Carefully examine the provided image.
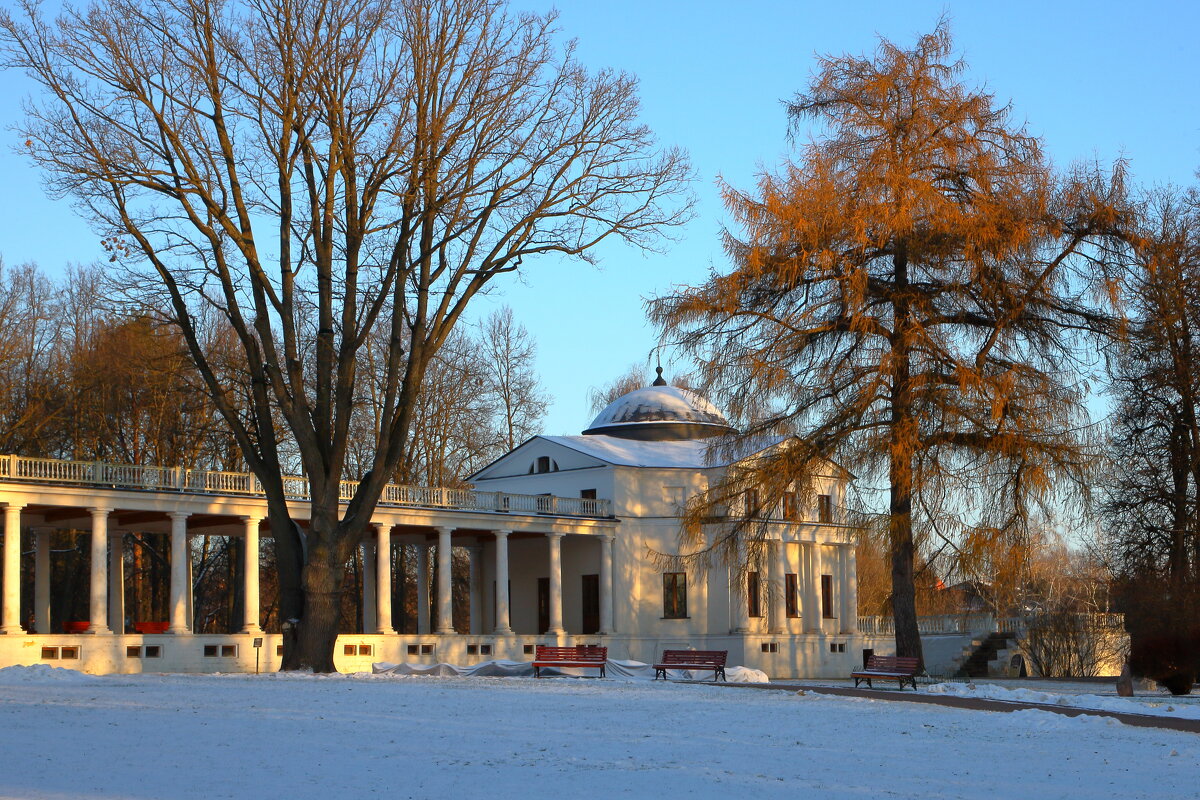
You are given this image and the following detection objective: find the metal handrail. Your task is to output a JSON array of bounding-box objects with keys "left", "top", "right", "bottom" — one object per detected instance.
[{"left": 0, "top": 454, "right": 613, "bottom": 519}]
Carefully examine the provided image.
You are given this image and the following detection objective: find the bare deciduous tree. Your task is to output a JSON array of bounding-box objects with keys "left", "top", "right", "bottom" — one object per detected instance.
[{"left": 2, "top": 0, "right": 692, "bottom": 670}]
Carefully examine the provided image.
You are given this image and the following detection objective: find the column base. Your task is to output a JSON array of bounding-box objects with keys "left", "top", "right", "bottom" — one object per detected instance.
[
  {"left": 376, "top": 627, "right": 396, "bottom": 635},
  {"left": 167, "top": 626, "right": 191, "bottom": 635},
  {"left": 241, "top": 626, "right": 264, "bottom": 635},
  {"left": 86, "top": 626, "right": 113, "bottom": 635},
  {"left": 493, "top": 628, "right": 514, "bottom": 635},
  {"left": 435, "top": 627, "right": 455, "bottom": 635},
  {"left": 0, "top": 626, "right": 26, "bottom": 635}
]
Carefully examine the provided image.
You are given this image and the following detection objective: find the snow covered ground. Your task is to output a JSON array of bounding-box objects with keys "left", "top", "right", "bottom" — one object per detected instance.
[{"left": 0, "top": 665, "right": 1197, "bottom": 799}]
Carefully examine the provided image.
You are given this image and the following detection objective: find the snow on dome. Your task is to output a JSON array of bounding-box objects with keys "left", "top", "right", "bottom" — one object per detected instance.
[{"left": 583, "top": 383, "right": 734, "bottom": 441}]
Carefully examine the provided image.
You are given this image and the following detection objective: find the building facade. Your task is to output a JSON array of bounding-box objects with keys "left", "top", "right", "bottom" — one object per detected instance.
[{"left": 0, "top": 377, "right": 861, "bottom": 678}]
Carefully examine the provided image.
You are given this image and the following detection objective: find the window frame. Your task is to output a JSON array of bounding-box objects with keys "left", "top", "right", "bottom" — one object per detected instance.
[
  {"left": 785, "top": 573, "right": 799, "bottom": 617},
  {"left": 821, "top": 573, "right": 835, "bottom": 618},
  {"left": 662, "top": 572, "right": 688, "bottom": 619}
]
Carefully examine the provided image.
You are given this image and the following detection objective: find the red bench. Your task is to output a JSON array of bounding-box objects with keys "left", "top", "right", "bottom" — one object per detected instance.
[
  {"left": 63, "top": 621, "right": 90, "bottom": 633},
  {"left": 653, "top": 649, "right": 728, "bottom": 682},
  {"left": 532, "top": 645, "right": 607, "bottom": 678},
  {"left": 851, "top": 655, "right": 920, "bottom": 690},
  {"left": 133, "top": 622, "right": 169, "bottom": 634}
]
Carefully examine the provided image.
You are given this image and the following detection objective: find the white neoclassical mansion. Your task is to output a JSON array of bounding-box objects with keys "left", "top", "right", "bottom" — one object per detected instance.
[{"left": 0, "top": 376, "right": 861, "bottom": 678}]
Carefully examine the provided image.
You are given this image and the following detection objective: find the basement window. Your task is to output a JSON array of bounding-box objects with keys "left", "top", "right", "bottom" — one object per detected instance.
[
  {"left": 420, "top": 644, "right": 433, "bottom": 655},
  {"left": 467, "top": 644, "right": 477, "bottom": 655},
  {"left": 144, "top": 646, "right": 162, "bottom": 658},
  {"left": 760, "top": 642, "right": 779, "bottom": 653},
  {"left": 126, "top": 646, "right": 142, "bottom": 658},
  {"left": 830, "top": 642, "right": 846, "bottom": 654},
  {"left": 40, "top": 647, "right": 58, "bottom": 660},
  {"left": 523, "top": 644, "right": 535, "bottom": 655},
  {"left": 59, "top": 646, "right": 79, "bottom": 660},
  {"left": 479, "top": 644, "right": 492, "bottom": 656},
  {"left": 221, "top": 645, "right": 238, "bottom": 658},
  {"left": 407, "top": 644, "right": 419, "bottom": 655}
]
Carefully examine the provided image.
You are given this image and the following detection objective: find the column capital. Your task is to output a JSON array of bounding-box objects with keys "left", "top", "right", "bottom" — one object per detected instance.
[
  {"left": 545, "top": 531, "right": 565, "bottom": 540},
  {"left": 371, "top": 520, "right": 392, "bottom": 531},
  {"left": 241, "top": 515, "right": 262, "bottom": 524},
  {"left": 434, "top": 525, "right": 454, "bottom": 534},
  {"left": 493, "top": 529, "right": 511, "bottom": 538},
  {"left": 2, "top": 502, "right": 25, "bottom": 513},
  {"left": 89, "top": 507, "right": 112, "bottom": 516},
  {"left": 168, "top": 511, "right": 190, "bottom": 522}
]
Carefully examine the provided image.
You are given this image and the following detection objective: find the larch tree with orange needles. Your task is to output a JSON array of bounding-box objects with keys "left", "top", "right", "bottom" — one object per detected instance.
[{"left": 651, "top": 25, "right": 1129, "bottom": 665}]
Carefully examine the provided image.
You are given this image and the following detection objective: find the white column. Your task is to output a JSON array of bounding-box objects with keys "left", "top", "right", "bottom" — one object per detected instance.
[
  {"left": 88, "top": 508, "right": 112, "bottom": 634},
  {"left": 599, "top": 535, "right": 614, "bottom": 635},
  {"left": 468, "top": 545, "right": 483, "bottom": 635},
  {"left": 416, "top": 544, "right": 430, "bottom": 634},
  {"left": 546, "top": 533, "right": 564, "bottom": 636},
  {"left": 35, "top": 528, "right": 51, "bottom": 634},
  {"left": 1, "top": 504, "right": 24, "bottom": 634},
  {"left": 375, "top": 523, "right": 394, "bottom": 634},
  {"left": 242, "top": 517, "right": 262, "bottom": 634},
  {"left": 361, "top": 539, "right": 377, "bottom": 634},
  {"left": 436, "top": 527, "right": 454, "bottom": 634},
  {"left": 493, "top": 530, "right": 512, "bottom": 634},
  {"left": 840, "top": 543, "right": 858, "bottom": 634},
  {"left": 769, "top": 538, "right": 786, "bottom": 634},
  {"left": 802, "top": 541, "right": 820, "bottom": 633},
  {"left": 186, "top": 541, "right": 194, "bottom": 631},
  {"left": 108, "top": 531, "right": 125, "bottom": 634},
  {"left": 731, "top": 540, "right": 749, "bottom": 634},
  {"left": 168, "top": 512, "right": 191, "bottom": 634}
]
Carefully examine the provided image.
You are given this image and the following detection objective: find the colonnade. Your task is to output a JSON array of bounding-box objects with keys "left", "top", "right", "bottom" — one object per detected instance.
[
  {"left": 0, "top": 501, "right": 616, "bottom": 639},
  {"left": 363, "top": 523, "right": 615, "bottom": 637}
]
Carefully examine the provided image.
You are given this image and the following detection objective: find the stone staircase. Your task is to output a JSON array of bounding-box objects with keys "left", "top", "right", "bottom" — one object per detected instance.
[{"left": 952, "top": 631, "right": 1019, "bottom": 678}]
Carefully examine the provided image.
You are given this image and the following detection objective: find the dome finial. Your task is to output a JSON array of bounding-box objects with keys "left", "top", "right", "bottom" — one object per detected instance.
[{"left": 652, "top": 365, "right": 667, "bottom": 386}]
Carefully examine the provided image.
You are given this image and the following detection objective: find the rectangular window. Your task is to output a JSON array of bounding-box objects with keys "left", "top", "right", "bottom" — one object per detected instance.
[
  {"left": 743, "top": 489, "right": 759, "bottom": 519},
  {"left": 580, "top": 488, "right": 597, "bottom": 500},
  {"left": 783, "top": 491, "right": 799, "bottom": 520},
  {"left": 467, "top": 644, "right": 478, "bottom": 655},
  {"left": 344, "top": 644, "right": 357, "bottom": 656},
  {"left": 662, "top": 572, "right": 688, "bottom": 619},
  {"left": 747, "top": 571, "right": 762, "bottom": 617},
  {"left": 407, "top": 644, "right": 419, "bottom": 655},
  {"left": 144, "top": 646, "right": 162, "bottom": 659},
  {"left": 480, "top": 644, "right": 492, "bottom": 656},
  {"left": 760, "top": 642, "right": 779, "bottom": 653},
  {"left": 536, "top": 455, "right": 551, "bottom": 473},
  {"left": 41, "top": 647, "right": 58, "bottom": 660},
  {"left": 203, "top": 645, "right": 218, "bottom": 657},
  {"left": 664, "top": 486, "right": 686, "bottom": 511},
  {"left": 786, "top": 573, "right": 799, "bottom": 617},
  {"left": 523, "top": 644, "right": 535, "bottom": 655},
  {"left": 276, "top": 645, "right": 284, "bottom": 657},
  {"left": 817, "top": 494, "right": 832, "bottom": 523},
  {"left": 59, "top": 647, "right": 79, "bottom": 660},
  {"left": 221, "top": 644, "right": 238, "bottom": 658},
  {"left": 126, "top": 646, "right": 142, "bottom": 658},
  {"left": 420, "top": 644, "right": 433, "bottom": 655},
  {"left": 821, "top": 574, "right": 834, "bottom": 618}
]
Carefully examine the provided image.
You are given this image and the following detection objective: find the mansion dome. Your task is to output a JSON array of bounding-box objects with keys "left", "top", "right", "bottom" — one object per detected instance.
[{"left": 582, "top": 369, "right": 734, "bottom": 441}]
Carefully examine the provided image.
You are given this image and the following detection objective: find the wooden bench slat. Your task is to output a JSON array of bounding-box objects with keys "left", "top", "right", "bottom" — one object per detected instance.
[
  {"left": 652, "top": 649, "right": 728, "bottom": 682},
  {"left": 531, "top": 645, "right": 607, "bottom": 678},
  {"left": 850, "top": 655, "right": 920, "bottom": 690}
]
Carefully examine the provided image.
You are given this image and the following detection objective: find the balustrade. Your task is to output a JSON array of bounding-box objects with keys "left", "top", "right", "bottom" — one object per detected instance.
[{"left": 0, "top": 454, "right": 611, "bottom": 518}]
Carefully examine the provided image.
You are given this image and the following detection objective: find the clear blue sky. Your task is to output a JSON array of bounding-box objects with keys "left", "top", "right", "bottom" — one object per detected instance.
[{"left": 1, "top": 1, "right": 1197, "bottom": 436}]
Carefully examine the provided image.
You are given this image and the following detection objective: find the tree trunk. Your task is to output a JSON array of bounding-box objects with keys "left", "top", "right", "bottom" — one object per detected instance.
[
  {"left": 294, "top": 555, "right": 344, "bottom": 673},
  {"left": 889, "top": 245, "right": 924, "bottom": 668}
]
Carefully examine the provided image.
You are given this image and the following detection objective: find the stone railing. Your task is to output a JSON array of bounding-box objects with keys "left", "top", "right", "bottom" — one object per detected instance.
[
  {"left": 858, "top": 612, "right": 1125, "bottom": 637},
  {"left": 0, "top": 454, "right": 612, "bottom": 518}
]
